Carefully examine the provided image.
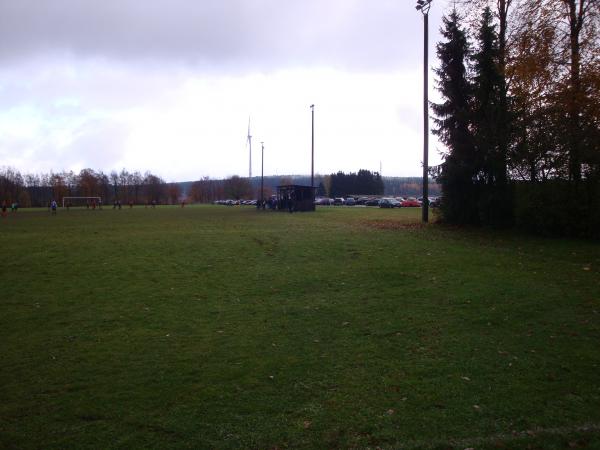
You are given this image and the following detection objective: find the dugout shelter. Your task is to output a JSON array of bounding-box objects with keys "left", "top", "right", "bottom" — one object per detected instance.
[{"left": 276, "top": 185, "right": 316, "bottom": 212}]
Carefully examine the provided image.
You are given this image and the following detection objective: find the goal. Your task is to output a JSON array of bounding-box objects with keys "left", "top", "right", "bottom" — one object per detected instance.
[{"left": 62, "top": 197, "right": 102, "bottom": 208}]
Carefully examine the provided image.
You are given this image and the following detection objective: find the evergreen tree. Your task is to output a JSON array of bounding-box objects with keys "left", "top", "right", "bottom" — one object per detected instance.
[
  {"left": 471, "top": 7, "right": 512, "bottom": 226},
  {"left": 373, "top": 171, "right": 384, "bottom": 196},
  {"left": 316, "top": 181, "right": 326, "bottom": 197},
  {"left": 432, "top": 10, "right": 479, "bottom": 224},
  {"left": 328, "top": 170, "right": 383, "bottom": 197}
]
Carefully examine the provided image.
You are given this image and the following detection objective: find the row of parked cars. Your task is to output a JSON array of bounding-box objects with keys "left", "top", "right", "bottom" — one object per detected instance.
[
  {"left": 214, "top": 196, "right": 440, "bottom": 208},
  {"left": 214, "top": 199, "right": 258, "bottom": 206},
  {"left": 315, "top": 196, "right": 439, "bottom": 208}
]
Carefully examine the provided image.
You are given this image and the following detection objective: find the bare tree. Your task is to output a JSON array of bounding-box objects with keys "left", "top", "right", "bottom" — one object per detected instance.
[
  {"left": 167, "top": 184, "right": 181, "bottom": 204},
  {"left": 224, "top": 175, "right": 252, "bottom": 200}
]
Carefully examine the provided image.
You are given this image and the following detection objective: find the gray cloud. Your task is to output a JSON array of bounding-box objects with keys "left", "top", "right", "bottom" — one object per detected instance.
[
  {"left": 0, "top": 1, "right": 450, "bottom": 179},
  {"left": 0, "top": 0, "right": 436, "bottom": 71}
]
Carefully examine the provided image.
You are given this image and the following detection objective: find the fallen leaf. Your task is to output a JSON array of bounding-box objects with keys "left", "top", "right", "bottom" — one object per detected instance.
[{"left": 303, "top": 421, "right": 312, "bottom": 429}]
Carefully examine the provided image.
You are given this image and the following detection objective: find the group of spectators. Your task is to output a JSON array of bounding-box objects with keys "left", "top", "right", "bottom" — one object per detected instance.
[{"left": 255, "top": 195, "right": 297, "bottom": 212}]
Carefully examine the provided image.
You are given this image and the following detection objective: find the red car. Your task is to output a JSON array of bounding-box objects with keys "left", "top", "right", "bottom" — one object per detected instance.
[{"left": 401, "top": 197, "right": 422, "bottom": 207}]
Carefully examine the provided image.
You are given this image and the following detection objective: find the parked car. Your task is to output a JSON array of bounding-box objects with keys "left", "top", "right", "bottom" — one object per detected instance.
[
  {"left": 379, "top": 198, "right": 401, "bottom": 208},
  {"left": 356, "top": 196, "right": 370, "bottom": 205},
  {"left": 345, "top": 197, "right": 356, "bottom": 206},
  {"left": 365, "top": 198, "right": 380, "bottom": 206},
  {"left": 401, "top": 197, "right": 421, "bottom": 207},
  {"left": 333, "top": 197, "right": 345, "bottom": 205},
  {"left": 315, "top": 197, "right": 334, "bottom": 205}
]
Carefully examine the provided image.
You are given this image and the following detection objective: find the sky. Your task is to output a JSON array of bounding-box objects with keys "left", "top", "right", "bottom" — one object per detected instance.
[{"left": 0, "top": 0, "right": 453, "bottom": 182}]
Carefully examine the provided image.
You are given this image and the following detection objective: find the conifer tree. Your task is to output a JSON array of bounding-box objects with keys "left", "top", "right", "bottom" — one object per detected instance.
[
  {"left": 432, "top": 10, "right": 479, "bottom": 224},
  {"left": 471, "top": 7, "right": 512, "bottom": 226}
]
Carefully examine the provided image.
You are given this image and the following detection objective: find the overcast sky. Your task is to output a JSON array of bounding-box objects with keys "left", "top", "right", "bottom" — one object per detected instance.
[{"left": 0, "top": 0, "right": 452, "bottom": 182}]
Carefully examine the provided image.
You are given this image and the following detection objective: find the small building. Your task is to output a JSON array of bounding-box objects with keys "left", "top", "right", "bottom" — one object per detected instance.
[{"left": 276, "top": 185, "right": 316, "bottom": 212}]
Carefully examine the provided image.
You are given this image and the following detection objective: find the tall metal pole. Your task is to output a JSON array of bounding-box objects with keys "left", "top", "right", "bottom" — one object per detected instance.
[
  {"left": 248, "top": 117, "right": 252, "bottom": 179},
  {"left": 310, "top": 104, "right": 315, "bottom": 188},
  {"left": 261, "top": 142, "right": 264, "bottom": 205},
  {"left": 418, "top": 1, "right": 431, "bottom": 223}
]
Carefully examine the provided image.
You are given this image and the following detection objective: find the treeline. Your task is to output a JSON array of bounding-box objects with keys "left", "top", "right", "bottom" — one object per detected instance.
[
  {"left": 188, "top": 175, "right": 322, "bottom": 202},
  {"left": 2, "top": 167, "right": 446, "bottom": 206},
  {"left": 433, "top": 1, "right": 599, "bottom": 237},
  {"left": 328, "top": 170, "right": 384, "bottom": 197},
  {"left": 0, "top": 167, "right": 181, "bottom": 207},
  {"left": 384, "top": 177, "right": 440, "bottom": 197}
]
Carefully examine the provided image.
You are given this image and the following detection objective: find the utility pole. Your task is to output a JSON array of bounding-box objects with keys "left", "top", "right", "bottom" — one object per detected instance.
[
  {"left": 310, "top": 104, "right": 315, "bottom": 188},
  {"left": 416, "top": 0, "right": 432, "bottom": 223}
]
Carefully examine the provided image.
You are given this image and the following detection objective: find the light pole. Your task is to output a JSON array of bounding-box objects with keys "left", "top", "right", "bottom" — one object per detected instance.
[
  {"left": 310, "top": 104, "right": 315, "bottom": 188},
  {"left": 247, "top": 118, "right": 252, "bottom": 179},
  {"left": 416, "top": 0, "right": 432, "bottom": 223},
  {"left": 261, "top": 142, "right": 264, "bottom": 207}
]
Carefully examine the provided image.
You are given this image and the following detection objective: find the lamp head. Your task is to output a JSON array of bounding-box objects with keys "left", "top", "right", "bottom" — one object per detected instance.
[{"left": 416, "top": 0, "right": 432, "bottom": 14}]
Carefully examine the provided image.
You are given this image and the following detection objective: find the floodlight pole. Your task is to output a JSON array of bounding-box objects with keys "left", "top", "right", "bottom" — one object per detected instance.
[
  {"left": 248, "top": 117, "right": 252, "bottom": 179},
  {"left": 261, "top": 142, "right": 265, "bottom": 206},
  {"left": 310, "top": 104, "right": 315, "bottom": 188},
  {"left": 416, "top": 0, "right": 431, "bottom": 223}
]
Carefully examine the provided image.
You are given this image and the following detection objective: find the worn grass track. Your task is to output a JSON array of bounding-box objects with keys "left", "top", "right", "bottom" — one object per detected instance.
[{"left": 1, "top": 205, "right": 599, "bottom": 449}]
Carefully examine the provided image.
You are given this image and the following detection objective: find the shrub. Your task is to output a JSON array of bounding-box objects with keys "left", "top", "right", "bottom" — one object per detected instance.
[{"left": 514, "top": 180, "right": 600, "bottom": 238}]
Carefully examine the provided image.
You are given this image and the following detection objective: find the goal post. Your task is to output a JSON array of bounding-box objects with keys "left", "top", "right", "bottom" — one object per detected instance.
[{"left": 62, "top": 196, "right": 102, "bottom": 208}]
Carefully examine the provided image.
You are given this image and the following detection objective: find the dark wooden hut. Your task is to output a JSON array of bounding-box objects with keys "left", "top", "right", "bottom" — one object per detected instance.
[{"left": 276, "top": 185, "right": 316, "bottom": 212}]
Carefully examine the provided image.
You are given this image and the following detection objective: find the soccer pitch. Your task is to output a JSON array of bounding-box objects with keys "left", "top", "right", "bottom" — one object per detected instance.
[{"left": 1, "top": 205, "right": 599, "bottom": 449}]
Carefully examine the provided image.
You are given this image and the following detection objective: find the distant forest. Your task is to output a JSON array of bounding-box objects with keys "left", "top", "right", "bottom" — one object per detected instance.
[
  {"left": 171, "top": 174, "right": 438, "bottom": 202},
  {"left": 246, "top": 174, "right": 439, "bottom": 198},
  {"left": 0, "top": 166, "right": 439, "bottom": 207}
]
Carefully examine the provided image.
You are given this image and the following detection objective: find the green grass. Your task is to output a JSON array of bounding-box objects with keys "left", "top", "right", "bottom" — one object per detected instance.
[{"left": 1, "top": 205, "right": 599, "bottom": 449}]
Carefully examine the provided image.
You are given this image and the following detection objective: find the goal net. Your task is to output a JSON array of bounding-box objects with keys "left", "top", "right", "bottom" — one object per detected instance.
[{"left": 62, "top": 197, "right": 102, "bottom": 208}]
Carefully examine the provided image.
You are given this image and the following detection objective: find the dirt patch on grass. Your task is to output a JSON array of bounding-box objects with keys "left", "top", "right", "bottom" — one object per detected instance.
[{"left": 361, "top": 219, "right": 426, "bottom": 231}]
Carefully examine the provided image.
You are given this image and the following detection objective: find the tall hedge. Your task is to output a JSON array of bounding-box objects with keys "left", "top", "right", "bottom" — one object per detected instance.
[{"left": 514, "top": 180, "right": 600, "bottom": 238}]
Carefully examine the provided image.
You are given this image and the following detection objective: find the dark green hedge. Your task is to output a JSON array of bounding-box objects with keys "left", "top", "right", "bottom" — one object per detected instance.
[{"left": 514, "top": 180, "right": 600, "bottom": 238}]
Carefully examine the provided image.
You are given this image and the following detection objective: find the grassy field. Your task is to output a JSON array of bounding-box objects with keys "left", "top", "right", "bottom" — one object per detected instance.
[{"left": 1, "top": 205, "right": 599, "bottom": 449}]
